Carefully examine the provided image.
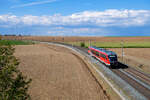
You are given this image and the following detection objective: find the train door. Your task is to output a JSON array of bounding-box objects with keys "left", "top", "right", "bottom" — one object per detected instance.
[
  {"left": 95, "top": 51, "right": 99, "bottom": 58},
  {"left": 105, "top": 56, "right": 110, "bottom": 65},
  {"left": 101, "top": 54, "right": 106, "bottom": 62},
  {"left": 99, "top": 52, "right": 102, "bottom": 60}
]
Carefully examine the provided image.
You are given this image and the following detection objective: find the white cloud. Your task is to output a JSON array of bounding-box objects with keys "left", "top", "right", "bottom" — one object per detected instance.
[
  {"left": 68, "top": 9, "right": 150, "bottom": 26},
  {"left": 47, "top": 27, "right": 101, "bottom": 34},
  {"left": 0, "top": 15, "right": 20, "bottom": 25},
  {"left": 1, "top": 9, "right": 150, "bottom": 27},
  {"left": 46, "top": 27, "right": 108, "bottom": 36},
  {"left": 11, "top": 0, "right": 58, "bottom": 8}
]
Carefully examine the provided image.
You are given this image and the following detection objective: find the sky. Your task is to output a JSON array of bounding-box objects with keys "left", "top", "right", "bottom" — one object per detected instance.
[{"left": 0, "top": 0, "right": 150, "bottom": 36}]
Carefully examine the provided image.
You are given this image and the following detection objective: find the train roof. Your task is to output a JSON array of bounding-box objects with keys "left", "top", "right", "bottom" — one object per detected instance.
[{"left": 89, "top": 46, "right": 117, "bottom": 56}]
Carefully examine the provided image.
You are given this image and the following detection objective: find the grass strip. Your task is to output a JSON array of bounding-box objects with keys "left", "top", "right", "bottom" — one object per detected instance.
[{"left": 0, "top": 40, "right": 34, "bottom": 45}]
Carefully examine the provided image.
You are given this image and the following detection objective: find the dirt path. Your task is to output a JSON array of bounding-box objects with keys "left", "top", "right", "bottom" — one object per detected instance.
[{"left": 14, "top": 44, "right": 109, "bottom": 100}]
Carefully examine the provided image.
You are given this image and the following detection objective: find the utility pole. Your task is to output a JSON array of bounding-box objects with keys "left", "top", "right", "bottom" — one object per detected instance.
[
  {"left": 89, "top": 40, "right": 91, "bottom": 47},
  {"left": 62, "top": 37, "right": 64, "bottom": 43},
  {"left": 121, "top": 40, "right": 124, "bottom": 62}
]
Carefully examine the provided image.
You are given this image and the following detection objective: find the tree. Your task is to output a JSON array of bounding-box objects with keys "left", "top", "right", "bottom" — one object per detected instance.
[
  {"left": 0, "top": 33, "right": 1, "bottom": 40},
  {"left": 0, "top": 44, "right": 32, "bottom": 100},
  {"left": 80, "top": 42, "right": 85, "bottom": 47}
]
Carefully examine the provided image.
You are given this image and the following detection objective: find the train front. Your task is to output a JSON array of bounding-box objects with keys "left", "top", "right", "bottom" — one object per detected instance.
[{"left": 108, "top": 54, "right": 118, "bottom": 66}]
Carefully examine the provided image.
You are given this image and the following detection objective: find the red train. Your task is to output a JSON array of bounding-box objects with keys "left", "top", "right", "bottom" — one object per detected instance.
[{"left": 88, "top": 46, "right": 118, "bottom": 67}]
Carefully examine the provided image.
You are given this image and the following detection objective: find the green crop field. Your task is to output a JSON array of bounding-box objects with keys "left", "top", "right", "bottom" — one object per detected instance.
[
  {"left": 67, "top": 41, "right": 150, "bottom": 48},
  {"left": 0, "top": 40, "right": 34, "bottom": 45}
]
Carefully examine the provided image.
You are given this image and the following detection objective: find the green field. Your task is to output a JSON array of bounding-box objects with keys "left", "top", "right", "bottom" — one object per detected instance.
[
  {"left": 0, "top": 40, "right": 34, "bottom": 45},
  {"left": 67, "top": 41, "right": 150, "bottom": 48}
]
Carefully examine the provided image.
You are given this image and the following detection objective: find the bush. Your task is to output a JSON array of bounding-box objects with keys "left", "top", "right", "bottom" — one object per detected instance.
[
  {"left": 0, "top": 45, "right": 32, "bottom": 100},
  {"left": 80, "top": 42, "right": 85, "bottom": 47}
]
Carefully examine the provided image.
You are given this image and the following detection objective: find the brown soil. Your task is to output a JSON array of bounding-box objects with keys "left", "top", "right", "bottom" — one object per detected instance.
[
  {"left": 14, "top": 44, "right": 109, "bottom": 100},
  {"left": 3, "top": 36, "right": 150, "bottom": 42}
]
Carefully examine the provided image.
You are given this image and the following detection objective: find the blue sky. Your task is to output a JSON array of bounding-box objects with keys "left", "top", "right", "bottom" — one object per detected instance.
[{"left": 0, "top": 0, "right": 150, "bottom": 36}]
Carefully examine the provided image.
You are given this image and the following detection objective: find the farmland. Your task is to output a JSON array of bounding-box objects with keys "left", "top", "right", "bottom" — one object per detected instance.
[
  {"left": 67, "top": 41, "right": 150, "bottom": 48},
  {"left": 3, "top": 36, "right": 150, "bottom": 73},
  {"left": 14, "top": 44, "right": 109, "bottom": 100},
  {"left": 3, "top": 36, "right": 150, "bottom": 48},
  {"left": 2, "top": 36, "right": 150, "bottom": 99}
]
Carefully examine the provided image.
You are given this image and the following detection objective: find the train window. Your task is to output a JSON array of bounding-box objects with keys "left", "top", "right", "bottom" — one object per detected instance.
[
  {"left": 104, "top": 55, "right": 106, "bottom": 59},
  {"left": 91, "top": 50, "right": 94, "bottom": 54},
  {"left": 99, "top": 53, "right": 103, "bottom": 58},
  {"left": 101, "top": 54, "right": 106, "bottom": 59},
  {"left": 109, "top": 55, "right": 117, "bottom": 61},
  {"left": 90, "top": 49, "right": 99, "bottom": 57},
  {"left": 109, "top": 56, "right": 115, "bottom": 57},
  {"left": 91, "top": 50, "right": 95, "bottom": 54},
  {"left": 99, "top": 53, "right": 101, "bottom": 57},
  {"left": 101, "top": 54, "right": 103, "bottom": 57},
  {"left": 95, "top": 51, "right": 99, "bottom": 57}
]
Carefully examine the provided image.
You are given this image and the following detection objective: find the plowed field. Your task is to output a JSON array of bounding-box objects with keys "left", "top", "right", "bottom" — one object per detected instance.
[{"left": 14, "top": 44, "right": 109, "bottom": 100}]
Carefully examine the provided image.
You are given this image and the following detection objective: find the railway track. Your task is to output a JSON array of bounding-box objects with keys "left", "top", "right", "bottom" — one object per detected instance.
[
  {"left": 123, "top": 68, "right": 150, "bottom": 87},
  {"left": 113, "top": 69, "right": 150, "bottom": 99},
  {"left": 56, "top": 43, "right": 150, "bottom": 99},
  {"left": 44, "top": 42, "right": 150, "bottom": 99}
]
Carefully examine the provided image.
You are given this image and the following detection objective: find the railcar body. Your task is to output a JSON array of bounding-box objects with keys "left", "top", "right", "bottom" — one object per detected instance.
[{"left": 88, "top": 46, "right": 118, "bottom": 67}]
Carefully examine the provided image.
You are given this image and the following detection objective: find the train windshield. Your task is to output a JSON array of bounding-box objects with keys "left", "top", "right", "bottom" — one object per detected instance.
[{"left": 109, "top": 55, "right": 117, "bottom": 61}]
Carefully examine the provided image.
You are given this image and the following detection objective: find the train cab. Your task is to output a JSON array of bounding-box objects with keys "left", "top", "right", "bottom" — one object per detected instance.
[{"left": 108, "top": 54, "right": 118, "bottom": 66}]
